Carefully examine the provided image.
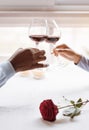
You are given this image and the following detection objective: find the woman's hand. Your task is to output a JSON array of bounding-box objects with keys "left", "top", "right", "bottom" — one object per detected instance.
[{"left": 53, "top": 44, "right": 82, "bottom": 64}]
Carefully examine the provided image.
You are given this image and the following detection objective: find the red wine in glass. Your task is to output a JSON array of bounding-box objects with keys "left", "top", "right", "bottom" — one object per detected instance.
[
  {"left": 29, "top": 35, "right": 47, "bottom": 45},
  {"left": 46, "top": 36, "right": 60, "bottom": 44},
  {"left": 29, "top": 35, "right": 46, "bottom": 42}
]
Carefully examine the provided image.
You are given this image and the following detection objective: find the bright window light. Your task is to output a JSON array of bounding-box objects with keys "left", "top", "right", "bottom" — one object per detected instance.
[{"left": 0, "top": 26, "right": 89, "bottom": 59}]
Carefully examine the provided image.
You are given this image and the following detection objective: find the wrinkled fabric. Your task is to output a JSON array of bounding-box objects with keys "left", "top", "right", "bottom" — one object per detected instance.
[
  {"left": 77, "top": 56, "right": 89, "bottom": 72},
  {"left": 0, "top": 61, "right": 15, "bottom": 87}
]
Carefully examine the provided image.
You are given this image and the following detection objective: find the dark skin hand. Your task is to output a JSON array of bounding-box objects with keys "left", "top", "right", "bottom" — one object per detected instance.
[{"left": 9, "top": 48, "right": 48, "bottom": 72}]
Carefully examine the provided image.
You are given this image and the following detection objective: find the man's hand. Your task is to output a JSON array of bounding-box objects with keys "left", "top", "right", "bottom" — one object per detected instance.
[{"left": 9, "top": 48, "right": 48, "bottom": 72}]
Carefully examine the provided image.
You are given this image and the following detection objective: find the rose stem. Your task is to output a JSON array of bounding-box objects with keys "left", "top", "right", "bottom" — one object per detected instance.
[{"left": 57, "top": 100, "right": 89, "bottom": 109}]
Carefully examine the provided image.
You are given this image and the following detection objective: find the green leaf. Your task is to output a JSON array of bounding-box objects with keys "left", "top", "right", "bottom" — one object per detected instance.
[
  {"left": 70, "top": 100, "right": 75, "bottom": 106},
  {"left": 63, "top": 107, "right": 81, "bottom": 119},
  {"left": 76, "top": 98, "right": 83, "bottom": 108}
]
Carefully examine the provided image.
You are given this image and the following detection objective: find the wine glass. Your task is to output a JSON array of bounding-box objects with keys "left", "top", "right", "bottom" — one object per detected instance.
[
  {"left": 46, "top": 20, "right": 69, "bottom": 70},
  {"left": 46, "top": 19, "right": 61, "bottom": 69},
  {"left": 29, "top": 18, "right": 47, "bottom": 48},
  {"left": 28, "top": 18, "right": 47, "bottom": 79}
]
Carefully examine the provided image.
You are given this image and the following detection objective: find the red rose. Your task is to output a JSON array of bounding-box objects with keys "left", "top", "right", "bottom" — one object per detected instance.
[{"left": 39, "top": 99, "right": 59, "bottom": 122}]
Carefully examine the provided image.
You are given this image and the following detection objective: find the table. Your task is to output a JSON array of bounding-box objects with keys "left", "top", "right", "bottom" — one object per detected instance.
[{"left": 0, "top": 64, "right": 89, "bottom": 130}]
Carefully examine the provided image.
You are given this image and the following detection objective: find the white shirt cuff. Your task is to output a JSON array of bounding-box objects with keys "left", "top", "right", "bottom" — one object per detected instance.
[{"left": 0, "top": 60, "right": 16, "bottom": 80}]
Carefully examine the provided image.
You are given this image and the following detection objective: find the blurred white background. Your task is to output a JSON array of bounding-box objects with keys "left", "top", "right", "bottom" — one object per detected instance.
[{"left": 0, "top": 27, "right": 89, "bottom": 58}]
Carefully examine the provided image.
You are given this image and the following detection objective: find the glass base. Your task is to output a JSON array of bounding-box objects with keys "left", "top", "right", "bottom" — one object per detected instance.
[{"left": 31, "top": 68, "right": 45, "bottom": 79}]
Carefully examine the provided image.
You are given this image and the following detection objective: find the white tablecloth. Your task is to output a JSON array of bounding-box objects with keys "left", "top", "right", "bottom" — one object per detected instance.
[{"left": 0, "top": 64, "right": 89, "bottom": 130}]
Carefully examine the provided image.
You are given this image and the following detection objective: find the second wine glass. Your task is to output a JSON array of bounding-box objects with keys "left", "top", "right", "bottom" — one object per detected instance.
[
  {"left": 46, "top": 20, "right": 70, "bottom": 70},
  {"left": 46, "top": 20, "right": 61, "bottom": 69}
]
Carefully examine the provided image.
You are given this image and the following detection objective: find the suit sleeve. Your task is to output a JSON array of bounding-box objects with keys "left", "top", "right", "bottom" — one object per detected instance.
[
  {"left": 0, "top": 61, "right": 16, "bottom": 87},
  {"left": 77, "top": 56, "right": 89, "bottom": 72}
]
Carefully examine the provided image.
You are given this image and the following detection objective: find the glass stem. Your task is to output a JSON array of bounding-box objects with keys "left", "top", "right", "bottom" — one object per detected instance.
[{"left": 36, "top": 42, "right": 39, "bottom": 48}]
